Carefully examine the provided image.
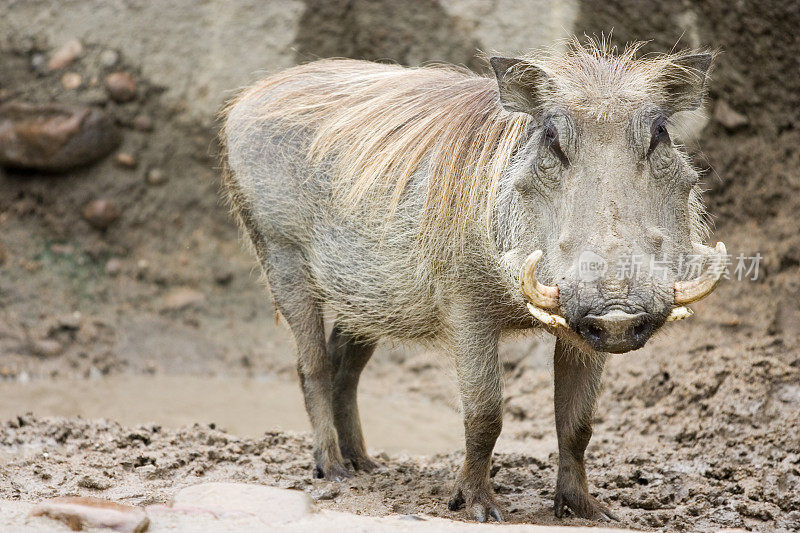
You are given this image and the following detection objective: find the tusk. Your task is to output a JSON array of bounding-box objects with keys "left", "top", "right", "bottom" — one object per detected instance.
[
  {"left": 526, "top": 304, "right": 568, "bottom": 328},
  {"left": 521, "top": 251, "right": 590, "bottom": 351},
  {"left": 665, "top": 306, "right": 693, "bottom": 322},
  {"left": 526, "top": 303, "right": 594, "bottom": 353},
  {"left": 674, "top": 241, "right": 727, "bottom": 304},
  {"left": 520, "top": 250, "right": 559, "bottom": 309}
]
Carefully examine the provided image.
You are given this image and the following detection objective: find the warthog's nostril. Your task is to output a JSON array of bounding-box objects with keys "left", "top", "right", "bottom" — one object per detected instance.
[
  {"left": 632, "top": 321, "right": 650, "bottom": 340},
  {"left": 583, "top": 323, "right": 604, "bottom": 342}
]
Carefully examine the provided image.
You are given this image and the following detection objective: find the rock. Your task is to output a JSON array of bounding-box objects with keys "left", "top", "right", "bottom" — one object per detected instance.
[
  {"left": 171, "top": 482, "right": 315, "bottom": 526},
  {"left": 145, "top": 168, "right": 166, "bottom": 185},
  {"left": 104, "top": 72, "right": 137, "bottom": 103},
  {"left": 132, "top": 115, "right": 153, "bottom": 132},
  {"left": 30, "top": 339, "right": 63, "bottom": 358},
  {"left": 30, "top": 496, "right": 148, "bottom": 533},
  {"left": 99, "top": 49, "right": 119, "bottom": 68},
  {"left": 55, "top": 312, "right": 83, "bottom": 331},
  {"left": 61, "top": 72, "right": 82, "bottom": 90},
  {"left": 114, "top": 152, "right": 137, "bottom": 169},
  {"left": 213, "top": 269, "right": 233, "bottom": 285},
  {"left": 714, "top": 100, "right": 749, "bottom": 130},
  {"left": 0, "top": 103, "right": 121, "bottom": 171},
  {"left": 311, "top": 485, "right": 340, "bottom": 501},
  {"left": 78, "top": 474, "right": 113, "bottom": 490},
  {"left": 105, "top": 258, "right": 122, "bottom": 276},
  {"left": 83, "top": 199, "right": 120, "bottom": 230},
  {"left": 161, "top": 288, "right": 205, "bottom": 311},
  {"left": 51, "top": 244, "right": 75, "bottom": 255},
  {"left": 31, "top": 53, "right": 47, "bottom": 73},
  {"left": 48, "top": 38, "right": 84, "bottom": 70}
]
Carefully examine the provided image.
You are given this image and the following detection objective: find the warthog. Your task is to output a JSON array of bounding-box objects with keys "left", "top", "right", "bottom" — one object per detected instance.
[{"left": 220, "top": 40, "right": 724, "bottom": 522}]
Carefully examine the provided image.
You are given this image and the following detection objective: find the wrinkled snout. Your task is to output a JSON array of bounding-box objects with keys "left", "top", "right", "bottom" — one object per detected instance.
[
  {"left": 572, "top": 310, "right": 658, "bottom": 353},
  {"left": 519, "top": 245, "right": 726, "bottom": 354}
]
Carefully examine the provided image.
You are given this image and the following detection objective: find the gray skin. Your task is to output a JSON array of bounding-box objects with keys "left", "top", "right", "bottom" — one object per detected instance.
[{"left": 222, "top": 54, "right": 712, "bottom": 522}]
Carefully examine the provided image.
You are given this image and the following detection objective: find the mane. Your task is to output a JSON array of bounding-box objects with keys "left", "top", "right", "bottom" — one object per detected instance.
[
  {"left": 512, "top": 38, "right": 713, "bottom": 121},
  {"left": 226, "top": 60, "right": 529, "bottom": 256},
  {"left": 224, "top": 39, "right": 709, "bottom": 259}
]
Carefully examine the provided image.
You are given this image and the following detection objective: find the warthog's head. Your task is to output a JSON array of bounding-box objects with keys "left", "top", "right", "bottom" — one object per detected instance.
[{"left": 492, "top": 44, "right": 725, "bottom": 353}]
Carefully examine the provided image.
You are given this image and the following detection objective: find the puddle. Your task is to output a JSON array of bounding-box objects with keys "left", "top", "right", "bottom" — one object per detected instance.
[{"left": 0, "top": 375, "right": 462, "bottom": 456}]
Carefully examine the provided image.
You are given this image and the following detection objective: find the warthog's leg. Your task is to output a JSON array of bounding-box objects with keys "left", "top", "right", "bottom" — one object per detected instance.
[
  {"left": 326, "top": 323, "right": 381, "bottom": 472},
  {"left": 553, "top": 339, "right": 617, "bottom": 520},
  {"left": 265, "top": 244, "right": 350, "bottom": 481},
  {"left": 448, "top": 319, "right": 504, "bottom": 522}
]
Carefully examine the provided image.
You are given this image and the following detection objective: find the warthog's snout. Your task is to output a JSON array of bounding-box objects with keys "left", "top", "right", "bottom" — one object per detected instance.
[
  {"left": 573, "top": 310, "right": 658, "bottom": 353},
  {"left": 519, "top": 243, "right": 727, "bottom": 353}
]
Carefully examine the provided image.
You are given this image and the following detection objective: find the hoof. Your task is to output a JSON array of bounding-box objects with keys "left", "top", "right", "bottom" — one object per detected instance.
[
  {"left": 345, "top": 454, "right": 383, "bottom": 474},
  {"left": 313, "top": 462, "right": 352, "bottom": 482},
  {"left": 448, "top": 483, "right": 503, "bottom": 522},
  {"left": 554, "top": 488, "right": 618, "bottom": 521}
]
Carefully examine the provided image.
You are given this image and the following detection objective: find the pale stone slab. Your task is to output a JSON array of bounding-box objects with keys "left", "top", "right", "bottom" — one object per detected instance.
[{"left": 171, "top": 482, "right": 316, "bottom": 525}]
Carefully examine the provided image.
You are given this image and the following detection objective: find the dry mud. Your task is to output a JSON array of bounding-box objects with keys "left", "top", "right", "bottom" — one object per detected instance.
[{"left": 0, "top": 1, "right": 799, "bottom": 531}]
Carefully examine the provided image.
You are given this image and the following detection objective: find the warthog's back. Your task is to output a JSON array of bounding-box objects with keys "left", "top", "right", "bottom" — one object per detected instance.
[{"left": 222, "top": 60, "right": 527, "bottom": 342}]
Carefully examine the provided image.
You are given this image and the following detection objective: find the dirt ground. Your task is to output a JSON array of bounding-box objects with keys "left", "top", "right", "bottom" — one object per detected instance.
[{"left": 0, "top": 1, "right": 799, "bottom": 531}]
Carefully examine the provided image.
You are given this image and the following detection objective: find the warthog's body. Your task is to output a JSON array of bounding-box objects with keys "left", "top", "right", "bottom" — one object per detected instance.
[{"left": 221, "top": 41, "right": 719, "bottom": 522}]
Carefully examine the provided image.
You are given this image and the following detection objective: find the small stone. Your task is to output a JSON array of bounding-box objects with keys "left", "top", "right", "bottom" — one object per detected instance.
[
  {"left": 50, "top": 244, "right": 74, "bottom": 255},
  {"left": 104, "top": 72, "right": 136, "bottom": 103},
  {"left": 213, "top": 269, "right": 233, "bottom": 285},
  {"left": 145, "top": 168, "right": 166, "bottom": 185},
  {"left": 99, "top": 49, "right": 119, "bottom": 68},
  {"left": 31, "top": 53, "right": 47, "bottom": 72},
  {"left": 31, "top": 496, "right": 148, "bottom": 533},
  {"left": 61, "top": 72, "right": 82, "bottom": 90},
  {"left": 78, "top": 474, "right": 113, "bottom": 490},
  {"left": 0, "top": 103, "right": 121, "bottom": 171},
  {"left": 88, "top": 366, "right": 103, "bottom": 380},
  {"left": 30, "top": 339, "right": 63, "bottom": 358},
  {"left": 162, "top": 288, "right": 205, "bottom": 311},
  {"left": 105, "top": 258, "right": 122, "bottom": 276},
  {"left": 55, "top": 312, "right": 83, "bottom": 331},
  {"left": 114, "top": 152, "right": 137, "bottom": 169},
  {"left": 48, "top": 38, "right": 83, "bottom": 70},
  {"left": 311, "top": 485, "right": 340, "bottom": 501},
  {"left": 713, "top": 100, "right": 749, "bottom": 130},
  {"left": 83, "top": 199, "right": 120, "bottom": 230},
  {"left": 171, "top": 482, "right": 315, "bottom": 526},
  {"left": 132, "top": 115, "right": 153, "bottom": 132},
  {"left": 23, "top": 260, "right": 41, "bottom": 273}
]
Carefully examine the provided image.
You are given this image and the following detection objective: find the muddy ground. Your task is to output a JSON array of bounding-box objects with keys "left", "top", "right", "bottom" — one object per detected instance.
[{"left": 0, "top": 1, "right": 799, "bottom": 532}]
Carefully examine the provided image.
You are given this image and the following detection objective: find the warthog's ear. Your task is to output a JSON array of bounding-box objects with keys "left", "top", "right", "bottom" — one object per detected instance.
[
  {"left": 490, "top": 56, "right": 549, "bottom": 114},
  {"left": 661, "top": 53, "right": 714, "bottom": 113}
]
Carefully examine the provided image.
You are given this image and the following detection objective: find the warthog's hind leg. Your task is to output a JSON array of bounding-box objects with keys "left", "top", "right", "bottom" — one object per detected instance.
[
  {"left": 553, "top": 339, "right": 617, "bottom": 520},
  {"left": 265, "top": 243, "right": 350, "bottom": 481},
  {"left": 327, "top": 323, "right": 381, "bottom": 472}
]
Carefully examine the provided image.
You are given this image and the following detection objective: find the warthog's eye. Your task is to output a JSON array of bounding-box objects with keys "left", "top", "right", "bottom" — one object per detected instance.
[
  {"left": 543, "top": 122, "right": 569, "bottom": 167},
  {"left": 648, "top": 116, "right": 670, "bottom": 155}
]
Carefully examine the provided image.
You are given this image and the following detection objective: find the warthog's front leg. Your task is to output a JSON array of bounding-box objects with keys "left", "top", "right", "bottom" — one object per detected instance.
[
  {"left": 448, "top": 318, "right": 504, "bottom": 522},
  {"left": 553, "top": 339, "right": 617, "bottom": 520}
]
